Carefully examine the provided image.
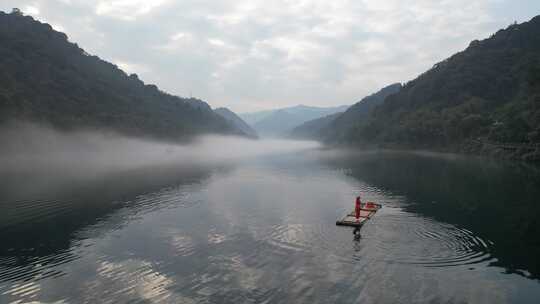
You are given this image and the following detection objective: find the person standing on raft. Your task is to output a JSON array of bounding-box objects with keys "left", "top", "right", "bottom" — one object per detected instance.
[{"left": 355, "top": 196, "right": 362, "bottom": 220}]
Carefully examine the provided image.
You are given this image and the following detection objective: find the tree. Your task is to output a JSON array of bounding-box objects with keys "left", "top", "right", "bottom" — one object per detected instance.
[{"left": 11, "top": 8, "right": 23, "bottom": 16}]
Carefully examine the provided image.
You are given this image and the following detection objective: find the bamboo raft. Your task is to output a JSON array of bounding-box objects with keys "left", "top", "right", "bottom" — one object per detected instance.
[{"left": 336, "top": 203, "right": 382, "bottom": 227}]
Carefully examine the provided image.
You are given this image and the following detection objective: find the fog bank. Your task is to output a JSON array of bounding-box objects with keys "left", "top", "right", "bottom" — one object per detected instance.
[
  {"left": 0, "top": 123, "right": 319, "bottom": 175},
  {"left": 0, "top": 122, "right": 320, "bottom": 207}
]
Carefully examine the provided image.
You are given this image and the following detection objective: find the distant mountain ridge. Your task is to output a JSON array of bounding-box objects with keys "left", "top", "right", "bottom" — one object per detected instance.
[
  {"left": 289, "top": 83, "right": 401, "bottom": 140},
  {"left": 214, "top": 107, "right": 258, "bottom": 138},
  {"left": 240, "top": 104, "right": 349, "bottom": 137},
  {"left": 288, "top": 112, "right": 343, "bottom": 139},
  {"left": 0, "top": 10, "right": 249, "bottom": 140}
]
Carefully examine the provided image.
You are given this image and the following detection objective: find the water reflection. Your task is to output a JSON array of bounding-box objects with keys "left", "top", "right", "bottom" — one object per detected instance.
[
  {"left": 1, "top": 146, "right": 540, "bottom": 303},
  {"left": 322, "top": 150, "right": 540, "bottom": 278},
  {"left": 352, "top": 228, "right": 361, "bottom": 246},
  {"left": 0, "top": 164, "right": 217, "bottom": 284}
]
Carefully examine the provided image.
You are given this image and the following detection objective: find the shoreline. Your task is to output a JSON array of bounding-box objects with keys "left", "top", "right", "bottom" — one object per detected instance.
[{"left": 324, "top": 140, "right": 540, "bottom": 162}]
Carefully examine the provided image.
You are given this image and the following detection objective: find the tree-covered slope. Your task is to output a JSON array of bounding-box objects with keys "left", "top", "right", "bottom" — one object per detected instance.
[
  {"left": 214, "top": 107, "right": 258, "bottom": 138},
  {"left": 0, "top": 11, "right": 246, "bottom": 140},
  {"left": 320, "top": 83, "right": 402, "bottom": 141},
  {"left": 290, "top": 83, "right": 401, "bottom": 140},
  {"left": 345, "top": 16, "right": 540, "bottom": 147},
  {"left": 289, "top": 112, "right": 343, "bottom": 139}
]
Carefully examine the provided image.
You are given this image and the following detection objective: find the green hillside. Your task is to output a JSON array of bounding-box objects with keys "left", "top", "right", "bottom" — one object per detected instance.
[
  {"left": 0, "top": 10, "right": 246, "bottom": 140},
  {"left": 342, "top": 16, "right": 540, "bottom": 149}
]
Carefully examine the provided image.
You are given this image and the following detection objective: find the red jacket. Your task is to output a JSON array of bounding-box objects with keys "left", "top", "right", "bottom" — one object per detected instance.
[{"left": 355, "top": 196, "right": 361, "bottom": 219}]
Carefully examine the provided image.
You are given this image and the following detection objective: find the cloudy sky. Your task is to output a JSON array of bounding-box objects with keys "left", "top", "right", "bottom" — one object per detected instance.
[{"left": 2, "top": 1, "right": 539, "bottom": 112}]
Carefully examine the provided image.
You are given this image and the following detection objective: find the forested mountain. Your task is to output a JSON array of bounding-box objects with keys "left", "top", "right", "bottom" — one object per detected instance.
[
  {"left": 321, "top": 83, "right": 402, "bottom": 141},
  {"left": 239, "top": 109, "right": 275, "bottom": 126},
  {"left": 214, "top": 107, "right": 258, "bottom": 138},
  {"left": 0, "top": 10, "right": 247, "bottom": 140},
  {"left": 241, "top": 104, "right": 349, "bottom": 137},
  {"left": 251, "top": 109, "right": 298, "bottom": 137},
  {"left": 288, "top": 112, "right": 343, "bottom": 139},
  {"left": 339, "top": 16, "right": 540, "bottom": 148},
  {"left": 289, "top": 83, "right": 401, "bottom": 140}
]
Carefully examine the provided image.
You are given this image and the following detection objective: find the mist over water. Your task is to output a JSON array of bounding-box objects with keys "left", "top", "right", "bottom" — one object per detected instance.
[
  {"left": 0, "top": 123, "right": 319, "bottom": 175},
  {"left": 0, "top": 123, "right": 319, "bottom": 202},
  {"left": 1, "top": 123, "right": 540, "bottom": 303}
]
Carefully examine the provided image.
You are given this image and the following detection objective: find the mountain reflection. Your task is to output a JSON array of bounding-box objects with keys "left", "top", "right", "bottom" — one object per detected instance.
[
  {"left": 2, "top": 145, "right": 540, "bottom": 303},
  {"left": 323, "top": 150, "right": 540, "bottom": 279},
  {"left": 0, "top": 163, "right": 216, "bottom": 282}
]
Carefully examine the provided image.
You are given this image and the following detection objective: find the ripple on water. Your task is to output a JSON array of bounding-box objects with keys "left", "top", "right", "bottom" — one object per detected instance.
[
  {"left": 365, "top": 208, "right": 495, "bottom": 268},
  {"left": 0, "top": 183, "right": 205, "bottom": 303},
  {"left": 259, "top": 202, "right": 495, "bottom": 271}
]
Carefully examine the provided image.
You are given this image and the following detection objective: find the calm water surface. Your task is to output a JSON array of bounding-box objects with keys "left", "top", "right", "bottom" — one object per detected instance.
[{"left": 1, "top": 140, "right": 540, "bottom": 303}]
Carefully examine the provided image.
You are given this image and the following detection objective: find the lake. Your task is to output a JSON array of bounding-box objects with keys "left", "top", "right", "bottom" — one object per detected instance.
[{"left": 1, "top": 136, "right": 540, "bottom": 303}]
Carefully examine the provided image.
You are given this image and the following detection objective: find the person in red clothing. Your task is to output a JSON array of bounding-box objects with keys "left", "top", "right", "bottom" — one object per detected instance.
[{"left": 355, "top": 196, "right": 362, "bottom": 219}]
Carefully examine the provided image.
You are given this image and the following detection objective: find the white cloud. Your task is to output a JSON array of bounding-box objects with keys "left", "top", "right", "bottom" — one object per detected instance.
[
  {"left": 1, "top": 0, "right": 538, "bottom": 112},
  {"left": 51, "top": 23, "right": 65, "bottom": 32},
  {"left": 170, "top": 32, "right": 187, "bottom": 41},
  {"left": 23, "top": 5, "right": 40, "bottom": 16},
  {"left": 95, "top": 0, "right": 170, "bottom": 20},
  {"left": 208, "top": 38, "right": 226, "bottom": 47},
  {"left": 114, "top": 60, "right": 150, "bottom": 75}
]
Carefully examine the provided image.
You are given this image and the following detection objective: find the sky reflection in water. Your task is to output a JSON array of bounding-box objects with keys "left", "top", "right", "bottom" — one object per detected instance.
[{"left": 1, "top": 135, "right": 540, "bottom": 303}]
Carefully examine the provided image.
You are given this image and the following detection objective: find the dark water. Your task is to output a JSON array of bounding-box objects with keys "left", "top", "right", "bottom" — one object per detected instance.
[{"left": 1, "top": 141, "right": 540, "bottom": 303}]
